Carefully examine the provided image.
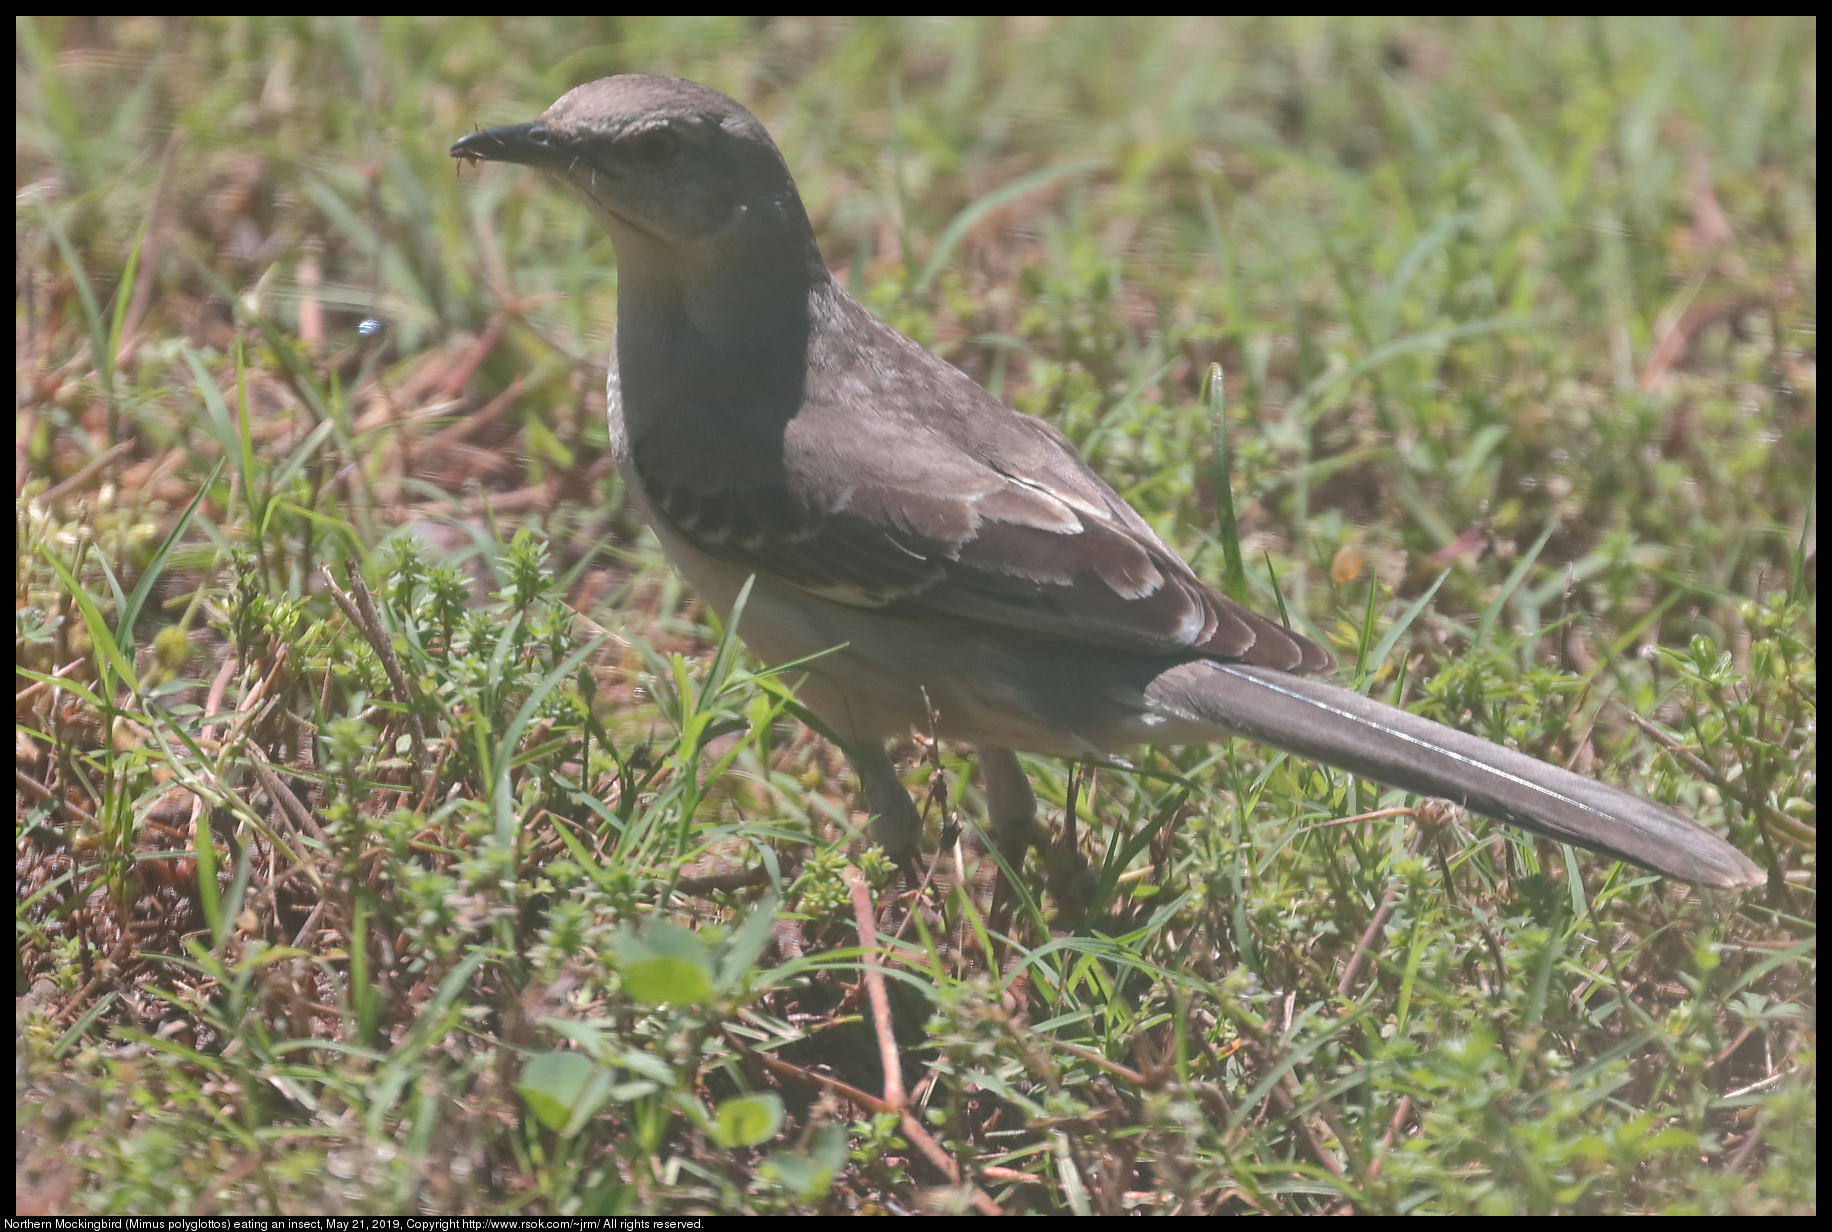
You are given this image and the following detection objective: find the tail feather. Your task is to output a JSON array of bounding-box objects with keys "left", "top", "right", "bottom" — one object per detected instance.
[{"left": 1145, "top": 660, "right": 1765, "bottom": 890}]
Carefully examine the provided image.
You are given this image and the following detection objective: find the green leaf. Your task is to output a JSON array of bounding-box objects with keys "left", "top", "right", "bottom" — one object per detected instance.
[
  {"left": 562, "top": 1070, "right": 616, "bottom": 1138},
  {"left": 712, "top": 1092, "right": 784, "bottom": 1148},
  {"left": 644, "top": 917, "right": 711, "bottom": 963},
  {"left": 516, "top": 1050, "right": 596, "bottom": 1132},
  {"left": 617, "top": 919, "right": 714, "bottom": 1006},
  {"left": 622, "top": 956, "right": 713, "bottom": 1008}
]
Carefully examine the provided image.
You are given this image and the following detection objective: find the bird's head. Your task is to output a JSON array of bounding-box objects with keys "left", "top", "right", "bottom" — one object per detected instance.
[{"left": 452, "top": 74, "right": 820, "bottom": 300}]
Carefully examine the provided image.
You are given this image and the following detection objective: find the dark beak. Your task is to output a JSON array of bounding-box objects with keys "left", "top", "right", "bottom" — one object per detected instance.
[{"left": 450, "top": 121, "right": 565, "bottom": 168}]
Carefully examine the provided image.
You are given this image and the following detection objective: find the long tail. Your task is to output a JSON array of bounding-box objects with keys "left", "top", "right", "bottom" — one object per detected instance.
[{"left": 1144, "top": 660, "right": 1765, "bottom": 889}]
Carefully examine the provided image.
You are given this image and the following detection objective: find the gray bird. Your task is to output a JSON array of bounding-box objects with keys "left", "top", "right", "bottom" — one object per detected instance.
[{"left": 451, "top": 74, "right": 1764, "bottom": 891}]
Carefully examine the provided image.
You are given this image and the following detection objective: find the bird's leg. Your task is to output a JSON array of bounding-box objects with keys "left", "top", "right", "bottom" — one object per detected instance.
[
  {"left": 847, "top": 740, "right": 923, "bottom": 872},
  {"left": 981, "top": 746, "right": 1038, "bottom": 924},
  {"left": 981, "top": 746, "right": 1038, "bottom": 866}
]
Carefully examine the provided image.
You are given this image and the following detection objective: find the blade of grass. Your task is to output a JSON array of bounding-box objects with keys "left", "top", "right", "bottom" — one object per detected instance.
[
  {"left": 35, "top": 195, "right": 113, "bottom": 403},
  {"left": 1474, "top": 519, "right": 1557, "bottom": 652},
  {"left": 1206, "top": 364, "right": 1249, "bottom": 608},
  {"left": 913, "top": 157, "right": 1105, "bottom": 296},
  {"left": 48, "top": 991, "right": 119, "bottom": 1063},
  {"left": 106, "top": 217, "right": 148, "bottom": 367},
  {"left": 119, "top": 458, "right": 223, "bottom": 646},
  {"left": 1360, "top": 568, "right": 1450, "bottom": 695},
  {"left": 42, "top": 550, "right": 136, "bottom": 699}
]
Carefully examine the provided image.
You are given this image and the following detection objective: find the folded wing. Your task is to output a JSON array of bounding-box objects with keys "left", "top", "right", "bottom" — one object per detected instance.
[{"left": 631, "top": 290, "right": 1331, "bottom": 675}]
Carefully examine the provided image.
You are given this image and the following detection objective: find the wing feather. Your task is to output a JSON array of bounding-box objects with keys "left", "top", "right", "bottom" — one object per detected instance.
[{"left": 626, "top": 282, "right": 1333, "bottom": 674}]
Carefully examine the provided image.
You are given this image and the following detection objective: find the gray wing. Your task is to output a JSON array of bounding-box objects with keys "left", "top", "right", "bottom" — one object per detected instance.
[{"left": 629, "top": 287, "right": 1332, "bottom": 674}]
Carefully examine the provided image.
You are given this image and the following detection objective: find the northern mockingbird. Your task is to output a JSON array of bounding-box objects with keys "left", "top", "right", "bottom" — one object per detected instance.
[{"left": 452, "top": 74, "right": 1764, "bottom": 891}]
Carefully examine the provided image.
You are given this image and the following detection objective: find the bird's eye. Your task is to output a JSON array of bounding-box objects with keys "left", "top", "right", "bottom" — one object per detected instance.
[{"left": 623, "top": 127, "right": 682, "bottom": 169}]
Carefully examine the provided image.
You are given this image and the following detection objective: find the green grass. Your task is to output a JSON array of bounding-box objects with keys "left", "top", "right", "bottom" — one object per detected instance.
[{"left": 16, "top": 16, "right": 1815, "bottom": 1215}]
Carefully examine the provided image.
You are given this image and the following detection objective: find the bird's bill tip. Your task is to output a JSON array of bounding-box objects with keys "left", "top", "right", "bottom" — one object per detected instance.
[{"left": 450, "top": 121, "right": 558, "bottom": 167}]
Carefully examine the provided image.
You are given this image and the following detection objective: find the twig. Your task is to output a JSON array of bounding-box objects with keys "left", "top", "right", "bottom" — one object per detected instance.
[
  {"left": 15, "top": 657, "right": 87, "bottom": 708},
  {"left": 842, "top": 865, "right": 905, "bottom": 1110},
  {"left": 1053, "top": 1038, "right": 1150, "bottom": 1087},
  {"left": 422, "top": 371, "right": 522, "bottom": 450},
  {"left": 438, "top": 317, "right": 505, "bottom": 400},
  {"left": 1726, "top": 1117, "right": 1767, "bottom": 1173},
  {"left": 1217, "top": 1003, "right": 1352, "bottom": 1183},
  {"left": 1185, "top": 1080, "right": 1235, "bottom": 1134},
  {"left": 201, "top": 655, "right": 238, "bottom": 744},
  {"left": 346, "top": 571, "right": 429, "bottom": 776},
  {"left": 412, "top": 737, "right": 452, "bottom": 816},
  {"left": 16, "top": 769, "right": 95, "bottom": 826},
  {"left": 290, "top": 899, "right": 326, "bottom": 949},
  {"left": 417, "top": 483, "right": 556, "bottom": 519},
  {"left": 38, "top": 440, "right": 133, "bottom": 505},
  {"left": 1337, "top": 826, "right": 1425, "bottom": 998},
  {"left": 1366, "top": 1095, "right": 1413, "bottom": 1181},
  {"left": 1722, "top": 1065, "right": 1802, "bottom": 1100},
  {"left": 1707, "top": 1024, "right": 1755, "bottom": 1070},
  {"left": 1262, "top": 1069, "right": 1346, "bottom": 1181},
  {"left": 1294, "top": 805, "right": 1416, "bottom": 840},
  {"left": 247, "top": 745, "right": 327, "bottom": 844},
  {"left": 898, "top": 1110, "right": 1003, "bottom": 1216},
  {"left": 1337, "top": 881, "right": 1403, "bottom": 998},
  {"left": 726, "top": 1031, "right": 1006, "bottom": 1208},
  {"left": 724, "top": 1034, "right": 895, "bottom": 1115},
  {"left": 842, "top": 865, "right": 998, "bottom": 1213}
]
